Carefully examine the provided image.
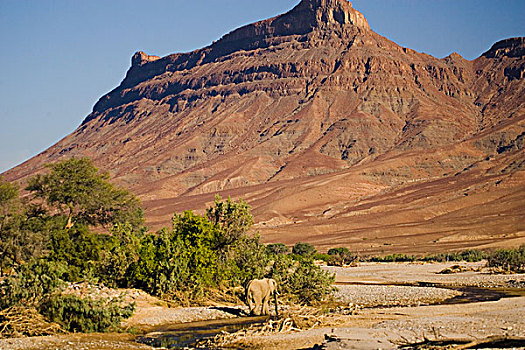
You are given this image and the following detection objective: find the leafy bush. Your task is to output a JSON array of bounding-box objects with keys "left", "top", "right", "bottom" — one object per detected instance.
[
  {"left": 287, "top": 259, "right": 335, "bottom": 304},
  {"left": 39, "top": 294, "right": 134, "bottom": 333},
  {"left": 269, "top": 254, "right": 335, "bottom": 305},
  {"left": 0, "top": 259, "right": 67, "bottom": 310},
  {"left": 292, "top": 242, "right": 317, "bottom": 257},
  {"left": 326, "top": 247, "right": 358, "bottom": 266},
  {"left": 266, "top": 243, "right": 289, "bottom": 255},
  {"left": 370, "top": 253, "right": 417, "bottom": 262},
  {"left": 459, "top": 249, "right": 486, "bottom": 262},
  {"left": 98, "top": 223, "right": 142, "bottom": 288},
  {"left": 487, "top": 246, "right": 525, "bottom": 273},
  {"left": 269, "top": 254, "right": 297, "bottom": 292},
  {"left": 422, "top": 249, "right": 486, "bottom": 263},
  {"left": 313, "top": 253, "right": 331, "bottom": 262},
  {"left": 47, "top": 225, "right": 118, "bottom": 282},
  {"left": 172, "top": 211, "right": 220, "bottom": 287},
  {"left": 127, "top": 229, "right": 191, "bottom": 298},
  {"left": 222, "top": 234, "right": 269, "bottom": 288}
]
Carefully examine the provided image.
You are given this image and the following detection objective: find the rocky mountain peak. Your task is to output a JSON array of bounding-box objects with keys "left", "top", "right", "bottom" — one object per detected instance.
[
  {"left": 4, "top": 1, "right": 524, "bottom": 253},
  {"left": 293, "top": 0, "right": 369, "bottom": 29},
  {"left": 213, "top": 0, "right": 368, "bottom": 50},
  {"left": 482, "top": 37, "right": 525, "bottom": 58}
]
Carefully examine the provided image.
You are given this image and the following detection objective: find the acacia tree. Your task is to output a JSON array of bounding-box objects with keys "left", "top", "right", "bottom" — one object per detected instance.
[
  {"left": 26, "top": 157, "right": 143, "bottom": 230},
  {"left": 206, "top": 195, "right": 253, "bottom": 248},
  {"left": 292, "top": 242, "right": 317, "bottom": 257},
  {"left": 266, "top": 243, "right": 290, "bottom": 255}
]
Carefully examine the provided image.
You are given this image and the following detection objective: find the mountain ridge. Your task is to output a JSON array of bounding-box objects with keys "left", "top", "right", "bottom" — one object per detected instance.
[{"left": 4, "top": 1, "right": 524, "bottom": 253}]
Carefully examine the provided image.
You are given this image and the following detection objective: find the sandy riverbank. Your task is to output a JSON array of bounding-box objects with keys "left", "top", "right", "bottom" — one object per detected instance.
[{"left": 1, "top": 261, "right": 523, "bottom": 350}]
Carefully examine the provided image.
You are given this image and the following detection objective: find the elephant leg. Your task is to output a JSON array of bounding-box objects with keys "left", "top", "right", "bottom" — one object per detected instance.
[
  {"left": 253, "top": 294, "right": 262, "bottom": 316},
  {"left": 247, "top": 294, "right": 256, "bottom": 315},
  {"left": 262, "top": 295, "right": 270, "bottom": 315}
]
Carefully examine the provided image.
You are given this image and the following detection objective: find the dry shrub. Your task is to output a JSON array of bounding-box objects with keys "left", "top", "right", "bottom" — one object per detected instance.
[
  {"left": 437, "top": 265, "right": 480, "bottom": 274},
  {"left": 198, "top": 306, "right": 348, "bottom": 348},
  {"left": 0, "top": 306, "right": 63, "bottom": 338},
  {"left": 201, "top": 287, "right": 244, "bottom": 306}
]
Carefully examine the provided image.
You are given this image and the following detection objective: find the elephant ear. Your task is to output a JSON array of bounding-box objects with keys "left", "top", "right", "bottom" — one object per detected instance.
[{"left": 270, "top": 278, "right": 278, "bottom": 293}]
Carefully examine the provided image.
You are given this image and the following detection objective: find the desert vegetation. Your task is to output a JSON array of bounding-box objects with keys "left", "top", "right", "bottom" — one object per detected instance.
[
  {"left": 0, "top": 158, "right": 334, "bottom": 337},
  {"left": 310, "top": 246, "right": 524, "bottom": 273},
  {"left": 0, "top": 157, "right": 522, "bottom": 344},
  {"left": 487, "top": 246, "right": 525, "bottom": 273}
]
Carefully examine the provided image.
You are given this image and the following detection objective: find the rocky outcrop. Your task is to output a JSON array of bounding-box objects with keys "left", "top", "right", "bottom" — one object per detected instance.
[
  {"left": 131, "top": 51, "right": 161, "bottom": 67},
  {"left": 482, "top": 37, "right": 525, "bottom": 58}
]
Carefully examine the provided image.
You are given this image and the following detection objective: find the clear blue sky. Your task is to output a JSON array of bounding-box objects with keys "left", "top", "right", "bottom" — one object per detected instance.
[{"left": 1, "top": 0, "right": 523, "bottom": 173}]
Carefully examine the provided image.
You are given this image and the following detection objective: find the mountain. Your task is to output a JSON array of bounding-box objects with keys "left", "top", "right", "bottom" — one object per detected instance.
[{"left": 5, "top": 0, "right": 524, "bottom": 254}]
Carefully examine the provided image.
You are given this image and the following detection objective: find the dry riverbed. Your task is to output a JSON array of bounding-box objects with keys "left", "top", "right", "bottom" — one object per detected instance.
[{"left": 1, "top": 261, "right": 524, "bottom": 350}]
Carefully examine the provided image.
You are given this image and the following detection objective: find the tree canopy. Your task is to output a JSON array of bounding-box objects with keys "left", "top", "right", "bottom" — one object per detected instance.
[
  {"left": 26, "top": 157, "right": 143, "bottom": 229},
  {"left": 0, "top": 176, "right": 19, "bottom": 220},
  {"left": 206, "top": 195, "right": 253, "bottom": 248},
  {"left": 292, "top": 242, "right": 317, "bottom": 257},
  {"left": 0, "top": 177, "right": 51, "bottom": 275}
]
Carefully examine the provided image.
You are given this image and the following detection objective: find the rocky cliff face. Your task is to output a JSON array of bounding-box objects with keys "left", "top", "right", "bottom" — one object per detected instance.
[{"left": 5, "top": 0, "right": 524, "bottom": 253}]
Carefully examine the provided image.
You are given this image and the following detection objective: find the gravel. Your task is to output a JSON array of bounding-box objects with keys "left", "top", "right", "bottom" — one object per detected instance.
[
  {"left": 126, "top": 306, "right": 241, "bottom": 329},
  {"left": 334, "top": 284, "right": 461, "bottom": 307},
  {"left": 0, "top": 334, "right": 152, "bottom": 350},
  {"left": 325, "top": 262, "right": 525, "bottom": 288}
]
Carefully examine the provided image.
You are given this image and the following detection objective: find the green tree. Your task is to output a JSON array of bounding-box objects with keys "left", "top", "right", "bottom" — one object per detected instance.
[
  {"left": 173, "top": 211, "right": 220, "bottom": 287},
  {"left": 0, "top": 176, "right": 19, "bottom": 220},
  {"left": 206, "top": 195, "right": 253, "bottom": 248},
  {"left": 99, "top": 223, "right": 142, "bottom": 288},
  {"left": 26, "top": 157, "right": 143, "bottom": 230},
  {"left": 292, "top": 242, "right": 317, "bottom": 257},
  {"left": 0, "top": 178, "right": 50, "bottom": 275},
  {"left": 266, "top": 243, "right": 290, "bottom": 255},
  {"left": 327, "top": 247, "right": 358, "bottom": 266}
]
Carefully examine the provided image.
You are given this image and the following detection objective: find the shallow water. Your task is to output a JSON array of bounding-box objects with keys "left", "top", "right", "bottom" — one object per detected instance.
[
  {"left": 137, "top": 316, "right": 268, "bottom": 349},
  {"left": 442, "top": 285, "right": 524, "bottom": 305}
]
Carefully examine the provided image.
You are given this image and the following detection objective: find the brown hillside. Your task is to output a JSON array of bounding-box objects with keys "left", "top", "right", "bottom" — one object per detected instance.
[{"left": 4, "top": 0, "right": 524, "bottom": 254}]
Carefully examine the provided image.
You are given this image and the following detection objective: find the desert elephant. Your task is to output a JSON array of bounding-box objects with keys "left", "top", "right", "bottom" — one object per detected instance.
[{"left": 245, "top": 278, "right": 279, "bottom": 316}]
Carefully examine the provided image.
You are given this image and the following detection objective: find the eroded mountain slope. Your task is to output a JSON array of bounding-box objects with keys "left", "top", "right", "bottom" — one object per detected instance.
[{"left": 5, "top": 0, "right": 524, "bottom": 252}]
